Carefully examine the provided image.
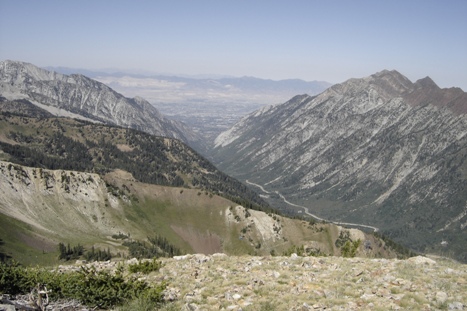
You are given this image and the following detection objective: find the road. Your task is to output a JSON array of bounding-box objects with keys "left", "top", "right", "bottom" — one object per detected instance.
[{"left": 246, "top": 179, "right": 379, "bottom": 232}]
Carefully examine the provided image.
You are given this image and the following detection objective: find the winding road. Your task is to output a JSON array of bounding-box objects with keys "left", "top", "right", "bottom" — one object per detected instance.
[{"left": 246, "top": 179, "right": 379, "bottom": 232}]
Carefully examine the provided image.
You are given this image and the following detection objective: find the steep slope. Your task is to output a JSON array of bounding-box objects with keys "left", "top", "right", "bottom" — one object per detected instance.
[
  {"left": 212, "top": 70, "right": 467, "bottom": 262},
  {"left": 0, "top": 111, "right": 408, "bottom": 264},
  {"left": 0, "top": 60, "right": 203, "bottom": 150},
  {"left": 0, "top": 161, "right": 401, "bottom": 266},
  {"left": 0, "top": 112, "right": 267, "bottom": 210}
]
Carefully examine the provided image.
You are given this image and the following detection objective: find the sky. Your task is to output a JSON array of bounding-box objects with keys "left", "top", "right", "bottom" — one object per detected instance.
[{"left": 1, "top": 0, "right": 466, "bottom": 90}]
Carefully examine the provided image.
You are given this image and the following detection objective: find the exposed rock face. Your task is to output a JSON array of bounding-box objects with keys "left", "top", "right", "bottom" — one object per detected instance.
[
  {"left": 0, "top": 60, "right": 203, "bottom": 149},
  {"left": 0, "top": 161, "right": 120, "bottom": 236},
  {"left": 212, "top": 70, "right": 467, "bottom": 262}
]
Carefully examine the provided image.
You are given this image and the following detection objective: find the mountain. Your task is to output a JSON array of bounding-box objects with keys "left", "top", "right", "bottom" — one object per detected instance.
[
  {"left": 58, "top": 68, "right": 331, "bottom": 145},
  {"left": 0, "top": 60, "right": 204, "bottom": 151},
  {"left": 0, "top": 113, "right": 405, "bottom": 265},
  {"left": 211, "top": 70, "right": 467, "bottom": 262},
  {"left": 0, "top": 111, "right": 268, "bottom": 210},
  {"left": 46, "top": 66, "right": 332, "bottom": 104}
]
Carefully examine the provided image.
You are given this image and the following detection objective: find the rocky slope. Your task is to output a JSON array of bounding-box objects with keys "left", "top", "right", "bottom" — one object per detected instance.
[
  {"left": 211, "top": 70, "right": 467, "bottom": 262},
  {"left": 33, "top": 254, "right": 467, "bottom": 310},
  {"left": 0, "top": 160, "right": 402, "bottom": 266},
  {"left": 0, "top": 60, "right": 203, "bottom": 150}
]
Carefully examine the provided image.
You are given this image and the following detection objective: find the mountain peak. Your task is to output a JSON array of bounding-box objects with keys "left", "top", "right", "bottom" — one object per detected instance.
[
  {"left": 414, "top": 76, "right": 439, "bottom": 89},
  {"left": 0, "top": 60, "right": 203, "bottom": 148}
]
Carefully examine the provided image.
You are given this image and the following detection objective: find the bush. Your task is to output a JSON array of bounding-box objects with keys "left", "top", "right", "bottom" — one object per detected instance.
[
  {"left": 128, "top": 259, "right": 162, "bottom": 274},
  {"left": 0, "top": 261, "right": 166, "bottom": 309}
]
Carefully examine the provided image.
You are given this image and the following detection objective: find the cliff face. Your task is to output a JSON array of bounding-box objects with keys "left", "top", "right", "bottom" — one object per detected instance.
[
  {"left": 212, "top": 70, "right": 467, "bottom": 262},
  {"left": 0, "top": 60, "right": 203, "bottom": 150},
  {"left": 0, "top": 161, "right": 121, "bottom": 237}
]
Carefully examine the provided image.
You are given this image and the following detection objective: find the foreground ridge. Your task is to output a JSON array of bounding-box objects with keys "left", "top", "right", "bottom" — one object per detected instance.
[{"left": 59, "top": 254, "right": 466, "bottom": 310}]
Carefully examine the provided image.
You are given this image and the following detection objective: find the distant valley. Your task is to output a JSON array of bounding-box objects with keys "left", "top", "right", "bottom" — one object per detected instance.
[
  {"left": 47, "top": 67, "right": 331, "bottom": 145},
  {"left": 212, "top": 70, "right": 467, "bottom": 262}
]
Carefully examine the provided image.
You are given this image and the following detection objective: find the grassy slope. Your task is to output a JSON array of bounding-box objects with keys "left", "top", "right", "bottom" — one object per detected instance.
[{"left": 0, "top": 165, "right": 403, "bottom": 266}]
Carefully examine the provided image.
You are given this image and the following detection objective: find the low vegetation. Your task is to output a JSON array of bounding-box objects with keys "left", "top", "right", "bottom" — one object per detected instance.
[{"left": 0, "top": 261, "right": 166, "bottom": 309}]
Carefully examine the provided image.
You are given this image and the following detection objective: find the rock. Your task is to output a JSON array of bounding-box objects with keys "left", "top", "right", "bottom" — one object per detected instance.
[
  {"left": 445, "top": 268, "right": 456, "bottom": 274},
  {"left": 435, "top": 291, "right": 448, "bottom": 303},
  {"left": 232, "top": 293, "right": 242, "bottom": 300},
  {"left": 126, "top": 257, "right": 139, "bottom": 265},
  {"left": 193, "top": 254, "right": 210, "bottom": 263},
  {"left": 407, "top": 256, "right": 437, "bottom": 265},
  {"left": 360, "top": 293, "right": 376, "bottom": 300},
  {"left": 448, "top": 302, "right": 464, "bottom": 310},
  {"left": 0, "top": 304, "right": 15, "bottom": 311},
  {"left": 183, "top": 303, "right": 199, "bottom": 311}
]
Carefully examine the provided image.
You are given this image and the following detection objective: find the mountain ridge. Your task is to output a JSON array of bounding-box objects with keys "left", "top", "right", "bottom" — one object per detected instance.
[
  {"left": 211, "top": 70, "right": 467, "bottom": 262},
  {"left": 0, "top": 60, "right": 204, "bottom": 150}
]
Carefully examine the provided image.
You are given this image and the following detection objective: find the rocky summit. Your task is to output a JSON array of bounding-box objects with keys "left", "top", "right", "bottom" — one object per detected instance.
[
  {"left": 211, "top": 70, "right": 467, "bottom": 262},
  {"left": 41, "top": 254, "right": 467, "bottom": 310}
]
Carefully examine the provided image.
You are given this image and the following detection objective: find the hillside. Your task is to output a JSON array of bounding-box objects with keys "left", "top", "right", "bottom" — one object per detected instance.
[
  {"left": 0, "top": 160, "right": 403, "bottom": 266},
  {"left": 0, "top": 111, "right": 266, "bottom": 210},
  {"left": 211, "top": 70, "right": 467, "bottom": 262},
  {"left": 0, "top": 112, "right": 409, "bottom": 265},
  {"left": 0, "top": 60, "right": 204, "bottom": 151}
]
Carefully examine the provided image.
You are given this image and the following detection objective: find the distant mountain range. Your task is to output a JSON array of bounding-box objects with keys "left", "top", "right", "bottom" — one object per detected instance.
[
  {"left": 212, "top": 70, "right": 467, "bottom": 262},
  {"left": 0, "top": 60, "right": 204, "bottom": 151},
  {"left": 44, "top": 65, "right": 332, "bottom": 105},
  {"left": 45, "top": 65, "right": 332, "bottom": 146}
]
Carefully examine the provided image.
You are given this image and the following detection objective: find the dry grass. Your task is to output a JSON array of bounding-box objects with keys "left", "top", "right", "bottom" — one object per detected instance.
[{"left": 140, "top": 254, "right": 467, "bottom": 310}]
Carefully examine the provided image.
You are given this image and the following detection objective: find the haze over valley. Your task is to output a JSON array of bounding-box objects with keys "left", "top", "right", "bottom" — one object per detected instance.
[{"left": 47, "top": 68, "right": 331, "bottom": 145}]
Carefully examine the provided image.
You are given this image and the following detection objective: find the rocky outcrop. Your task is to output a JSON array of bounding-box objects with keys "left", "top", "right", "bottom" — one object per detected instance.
[
  {"left": 212, "top": 70, "right": 467, "bottom": 262},
  {"left": 0, "top": 161, "right": 121, "bottom": 236},
  {"left": 48, "top": 254, "right": 467, "bottom": 310},
  {"left": 0, "top": 60, "right": 203, "bottom": 149}
]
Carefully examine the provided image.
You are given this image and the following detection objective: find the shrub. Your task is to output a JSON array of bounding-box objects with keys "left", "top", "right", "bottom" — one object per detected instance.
[
  {"left": 128, "top": 259, "right": 162, "bottom": 274},
  {"left": 0, "top": 261, "right": 166, "bottom": 309}
]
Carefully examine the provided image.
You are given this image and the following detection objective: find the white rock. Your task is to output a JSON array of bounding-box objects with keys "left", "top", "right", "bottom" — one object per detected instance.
[
  {"left": 407, "top": 256, "right": 437, "bottom": 265},
  {"left": 436, "top": 291, "right": 448, "bottom": 303},
  {"left": 232, "top": 293, "right": 242, "bottom": 300}
]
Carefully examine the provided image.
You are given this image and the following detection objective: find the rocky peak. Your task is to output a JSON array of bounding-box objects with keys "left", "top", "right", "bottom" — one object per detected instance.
[
  {"left": 414, "top": 76, "right": 439, "bottom": 89},
  {"left": 0, "top": 60, "right": 203, "bottom": 150},
  {"left": 1, "top": 60, "right": 60, "bottom": 83},
  {"left": 211, "top": 69, "right": 467, "bottom": 262}
]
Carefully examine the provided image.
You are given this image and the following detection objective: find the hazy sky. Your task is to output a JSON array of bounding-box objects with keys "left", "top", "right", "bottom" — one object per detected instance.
[{"left": 1, "top": 0, "right": 466, "bottom": 89}]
